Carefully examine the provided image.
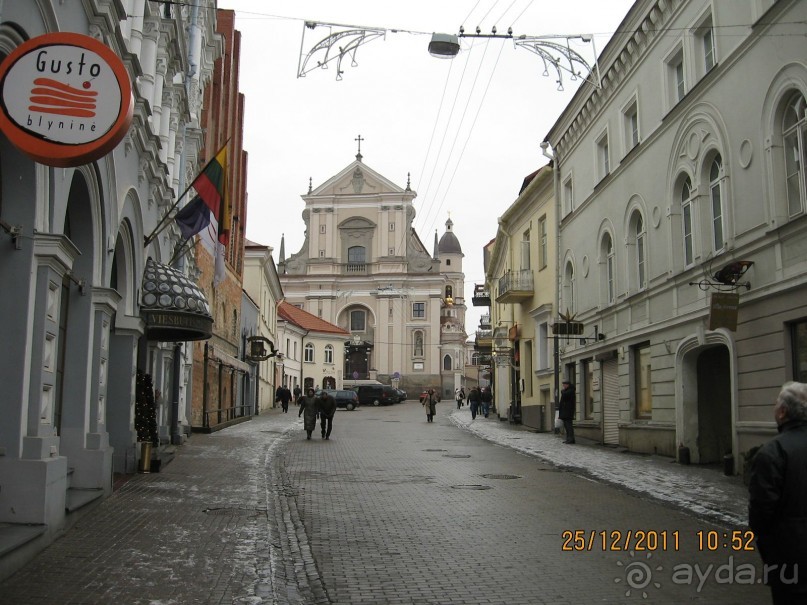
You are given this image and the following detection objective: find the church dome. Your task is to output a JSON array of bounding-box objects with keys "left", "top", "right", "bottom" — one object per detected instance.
[{"left": 438, "top": 217, "right": 463, "bottom": 255}]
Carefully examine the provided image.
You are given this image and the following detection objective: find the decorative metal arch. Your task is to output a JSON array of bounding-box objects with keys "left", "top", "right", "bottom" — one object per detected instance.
[{"left": 297, "top": 21, "right": 386, "bottom": 80}]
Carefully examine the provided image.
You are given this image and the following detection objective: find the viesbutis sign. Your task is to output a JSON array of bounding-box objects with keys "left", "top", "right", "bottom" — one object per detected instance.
[{"left": 0, "top": 32, "right": 133, "bottom": 167}]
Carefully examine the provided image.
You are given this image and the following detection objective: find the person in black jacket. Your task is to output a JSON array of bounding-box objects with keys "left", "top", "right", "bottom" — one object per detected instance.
[
  {"left": 748, "top": 381, "right": 807, "bottom": 604},
  {"left": 318, "top": 391, "right": 337, "bottom": 440},
  {"left": 558, "top": 379, "right": 576, "bottom": 444}
]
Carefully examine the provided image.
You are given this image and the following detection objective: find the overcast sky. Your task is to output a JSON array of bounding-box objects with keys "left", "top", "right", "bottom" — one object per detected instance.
[{"left": 218, "top": 0, "right": 635, "bottom": 332}]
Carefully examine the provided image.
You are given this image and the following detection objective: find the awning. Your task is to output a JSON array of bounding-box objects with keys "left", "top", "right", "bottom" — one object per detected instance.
[{"left": 140, "top": 258, "right": 213, "bottom": 341}]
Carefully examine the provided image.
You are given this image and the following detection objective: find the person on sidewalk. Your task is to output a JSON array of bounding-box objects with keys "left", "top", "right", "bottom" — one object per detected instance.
[
  {"left": 318, "top": 390, "right": 337, "bottom": 440},
  {"left": 423, "top": 388, "right": 438, "bottom": 423},
  {"left": 455, "top": 387, "right": 465, "bottom": 409},
  {"left": 468, "top": 386, "right": 481, "bottom": 420},
  {"left": 298, "top": 387, "right": 318, "bottom": 440},
  {"left": 276, "top": 384, "right": 292, "bottom": 413},
  {"left": 293, "top": 385, "right": 302, "bottom": 405},
  {"left": 480, "top": 386, "right": 492, "bottom": 418},
  {"left": 558, "top": 379, "right": 576, "bottom": 444},
  {"left": 748, "top": 381, "right": 807, "bottom": 605}
]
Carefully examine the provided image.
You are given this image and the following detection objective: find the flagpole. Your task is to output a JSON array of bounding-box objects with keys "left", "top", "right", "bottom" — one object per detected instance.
[
  {"left": 168, "top": 235, "right": 196, "bottom": 266},
  {"left": 143, "top": 139, "right": 230, "bottom": 248}
]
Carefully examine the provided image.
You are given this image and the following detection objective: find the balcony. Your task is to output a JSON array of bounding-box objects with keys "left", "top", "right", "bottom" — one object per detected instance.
[
  {"left": 479, "top": 313, "right": 491, "bottom": 328},
  {"left": 342, "top": 263, "right": 367, "bottom": 274},
  {"left": 496, "top": 269, "right": 534, "bottom": 303},
  {"left": 475, "top": 328, "right": 493, "bottom": 348},
  {"left": 472, "top": 284, "right": 490, "bottom": 307}
]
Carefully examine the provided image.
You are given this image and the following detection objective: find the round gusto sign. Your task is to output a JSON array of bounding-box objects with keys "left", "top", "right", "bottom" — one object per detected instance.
[{"left": 0, "top": 32, "right": 133, "bottom": 167}]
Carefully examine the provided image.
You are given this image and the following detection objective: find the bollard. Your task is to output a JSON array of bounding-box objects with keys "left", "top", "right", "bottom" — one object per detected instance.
[{"left": 138, "top": 442, "right": 152, "bottom": 473}]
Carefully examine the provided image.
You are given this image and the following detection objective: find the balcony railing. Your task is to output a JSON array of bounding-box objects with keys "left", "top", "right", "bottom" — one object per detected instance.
[
  {"left": 343, "top": 263, "right": 367, "bottom": 274},
  {"left": 496, "top": 269, "right": 534, "bottom": 303},
  {"left": 472, "top": 284, "right": 490, "bottom": 307},
  {"left": 479, "top": 313, "right": 491, "bottom": 328}
]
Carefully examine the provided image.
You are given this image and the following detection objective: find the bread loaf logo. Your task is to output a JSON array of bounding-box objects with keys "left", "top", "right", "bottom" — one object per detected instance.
[{"left": 0, "top": 32, "right": 133, "bottom": 167}]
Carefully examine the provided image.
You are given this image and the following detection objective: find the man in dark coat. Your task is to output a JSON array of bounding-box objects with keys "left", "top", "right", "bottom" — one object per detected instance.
[
  {"left": 318, "top": 391, "right": 337, "bottom": 440},
  {"left": 558, "top": 379, "right": 576, "bottom": 444},
  {"left": 468, "top": 387, "right": 482, "bottom": 420},
  {"left": 480, "top": 386, "right": 493, "bottom": 418},
  {"left": 749, "top": 381, "right": 807, "bottom": 604},
  {"left": 277, "top": 384, "right": 292, "bottom": 413}
]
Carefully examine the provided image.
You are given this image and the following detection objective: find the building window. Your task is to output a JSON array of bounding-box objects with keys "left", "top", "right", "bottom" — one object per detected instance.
[
  {"left": 537, "top": 322, "right": 549, "bottom": 370},
  {"left": 350, "top": 309, "right": 365, "bottom": 331},
  {"left": 635, "top": 212, "right": 647, "bottom": 290},
  {"left": 319, "top": 249, "right": 325, "bottom": 257},
  {"left": 634, "top": 343, "right": 652, "bottom": 418},
  {"left": 666, "top": 46, "right": 686, "bottom": 105},
  {"left": 413, "top": 330, "right": 424, "bottom": 357},
  {"left": 446, "top": 259, "right": 451, "bottom": 266},
  {"left": 709, "top": 155, "right": 725, "bottom": 252},
  {"left": 521, "top": 231, "right": 531, "bottom": 271},
  {"left": 389, "top": 248, "right": 395, "bottom": 255},
  {"left": 596, "top": 131, "right": 610, "bottom": 179},
  {"left": 784, "top": 92, "right": 806, "bottom": 217},
  {"left": 348, "top": 246, "right": 366, "bottom": 264},
  {"left": 602, "top": 233, "right": 615, "bottom": 305},
  {"left": 681, "top": 176, "right": 696, "bottom": 267},
  {"left": 623, "top": 99, "right": 639, "bottom": 152},
  {"left": 443, "top": 355, "right": 452, "bottom": 371},
  {"left": 389, "top": 222, "right": 395, "bottom": 231},
  {"left": 324, "top": 344, "right": 333, "bottom": 364},
  {"left": 563, "top": 176, "right": 574, "bottom": 215},
  {"left": 319, "top": 224, "right": 326, "bottom": 234},
  {"left": 695, "top": 14, "right": 716, "bottom": 74},
  {"left": 563, "top": 261, "right": 575, "bottom": 314},
  {"left": 582, "top": 359, "right": 594, "bottom": 420},
  {"left": 539, "top": 216, "right": 547, "bottom": 269},
  {"left": 792, "top": 319, "right": 807, "bottom": 382},
  {"left": 304, "top": 343, "right": 314, "bottom": 363},
  {"left": 412, "top": 302, "right": 425, "bottom": 318}
]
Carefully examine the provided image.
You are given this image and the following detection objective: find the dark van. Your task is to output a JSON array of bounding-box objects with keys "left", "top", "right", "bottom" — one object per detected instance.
[{"left": 355, "top": 384, "right": 397, "bottom": 406}]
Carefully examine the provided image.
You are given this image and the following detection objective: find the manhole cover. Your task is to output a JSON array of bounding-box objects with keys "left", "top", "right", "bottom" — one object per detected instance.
[
  {"left": 481, "top": 474, "right": 521, "bottom": 480},
  {"left": 423, "top": 449, "right": 447, "bottom": 452},
  {"left": 442, "top": 454, "right": 471, "bottom": 458},
  {"left": 451, "top": 484, "right": 492, "bottom": 490}
]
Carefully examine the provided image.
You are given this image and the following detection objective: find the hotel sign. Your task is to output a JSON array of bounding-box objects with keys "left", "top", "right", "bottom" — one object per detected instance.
[
  {"left": 708, "top": 292, "right": 740, "bottom": 331},
  {"left": 0, "top": 32, "right": 133, "bottom": 167}
]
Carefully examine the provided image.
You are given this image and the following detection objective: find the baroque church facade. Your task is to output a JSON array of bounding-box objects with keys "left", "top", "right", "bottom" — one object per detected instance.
[{"left": 278, "top": 150, "right": 467, "bottom": 398}]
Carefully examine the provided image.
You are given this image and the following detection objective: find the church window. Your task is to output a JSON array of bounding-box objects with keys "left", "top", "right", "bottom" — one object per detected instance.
[{"left": 350, "top": 309, "right": 366, "bottom": 331}]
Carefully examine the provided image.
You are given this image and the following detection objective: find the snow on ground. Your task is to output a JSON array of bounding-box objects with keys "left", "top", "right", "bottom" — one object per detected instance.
[{"left": 449, "top": 407, "right": 750, "bottom": 528}]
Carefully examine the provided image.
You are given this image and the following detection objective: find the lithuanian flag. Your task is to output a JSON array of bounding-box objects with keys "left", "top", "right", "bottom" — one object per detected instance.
[{"left": 175, "top": 142, "right": 230, "bottom": 244}]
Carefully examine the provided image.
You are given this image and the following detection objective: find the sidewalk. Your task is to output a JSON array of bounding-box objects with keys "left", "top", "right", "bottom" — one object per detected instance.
[{"left": 449, "top": 407, "right": 750, "bottom": 528}]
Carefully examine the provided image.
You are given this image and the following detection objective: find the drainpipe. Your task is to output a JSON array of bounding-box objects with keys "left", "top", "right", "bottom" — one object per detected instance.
[{"left": 541, "top": 140, "right": 561, "bottom": 431}]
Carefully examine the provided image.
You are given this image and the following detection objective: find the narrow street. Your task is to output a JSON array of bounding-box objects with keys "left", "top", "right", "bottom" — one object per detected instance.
[{"left": 0, "top": 403, "right": 769, "bottom": 604}]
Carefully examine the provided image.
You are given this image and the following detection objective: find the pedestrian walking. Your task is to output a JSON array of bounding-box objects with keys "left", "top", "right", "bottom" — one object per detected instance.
[
  {"left": 276, "top": 384, "right": 292, "bottom": 413},
  {"left": 455, "top": 387, "right": 465, "bottom": 409},
  {"left": 318, "top": 390, "right": 337, "bottom": 440},
  {"left": 293, "top": 385, "right": 302, "bottom": 404},
  {"left": 298, "top": 387, "right": 318, "bottom": 440},
  {"left": 468, "top": 386, "right": 481, "bottom": 420},
  {"left": 423, "top": 388, "right": 438, "bottom": 423},
  {"left": 480, "top": 386, "right": 492, "bottom": 418},
  {"left": 748, "top": 381, "right": 807, "bottom": 604},
  {"left": 558, "top": 379, "right": 576, "bottom": 444}
]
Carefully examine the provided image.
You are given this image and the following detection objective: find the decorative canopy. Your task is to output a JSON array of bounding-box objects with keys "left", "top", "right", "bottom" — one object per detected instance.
[{"left": 140, "top": 258, "right": 212, "bottom": 341}]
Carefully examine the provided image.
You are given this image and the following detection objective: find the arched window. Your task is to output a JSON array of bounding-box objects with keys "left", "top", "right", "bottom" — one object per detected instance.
[
  {"left": 681, "top": 176, "right": 695, "bottom": 267},
  {"left": 324, "top": 344, "right": 333, "bottom": 364},
  {"left": 348, "top": 246, "right": 366, "bottom": 264},
  {"left": 443, "top": 354, "right": 452, "bottom": 371},
  {"left": 601, "top": 233, "right": 615, "bottom": 305},
  {"left": 783, "top": 92, "right": 806, "bottom": 216},
  {"left": 709, "top": 154, "right": 725, "bottom": 252},
  {"left": 413, "top": 330, "right": 424, "bottom": 357},
  {"left": 304, "top": 343, "right": 314, "bottom": 363},
  {"left": 563, "top": 261, "right": 575, "bottom": 313},
  {"left": 635, "top": 213, "right": 646, "bottom": 290},
  {"left": 350, "top": 309, "right": 365, "bottom": 331}
]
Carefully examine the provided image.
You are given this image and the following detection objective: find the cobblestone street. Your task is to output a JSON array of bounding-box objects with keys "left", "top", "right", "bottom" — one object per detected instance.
[{"left": 0, "top": 403, "right": 770, "bottom": 604}]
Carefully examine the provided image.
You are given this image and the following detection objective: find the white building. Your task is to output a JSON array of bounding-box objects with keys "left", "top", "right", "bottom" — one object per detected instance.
[
  {"left": 0, "top": 0, "right": 220, "bottom": 577},
  {"left": 545, "top": 0, "right": 807, "bottom": 470},
  {"left": 278, "top": 152, "right": 465, "bottom": 398}
]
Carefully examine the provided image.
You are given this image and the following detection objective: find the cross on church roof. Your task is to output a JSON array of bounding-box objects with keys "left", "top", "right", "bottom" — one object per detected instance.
[{"left": 355, "top": 134, "right": 364, "bottom": 162}]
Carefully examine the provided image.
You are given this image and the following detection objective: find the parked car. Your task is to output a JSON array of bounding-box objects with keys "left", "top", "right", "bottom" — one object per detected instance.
[
  {"left": 322, "top": 389, "right": 359, "bottom": 411},
  {"left": 394, "top": 388, "right": 407, "bottom": 402},
  {"left": 354, "top": 384, "right": 397, "bottom": 406}
]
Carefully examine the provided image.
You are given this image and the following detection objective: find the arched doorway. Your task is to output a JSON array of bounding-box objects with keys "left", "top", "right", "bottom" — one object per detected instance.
[{"left": 677, "top": 333, "right": 735, "bottom": 467}]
